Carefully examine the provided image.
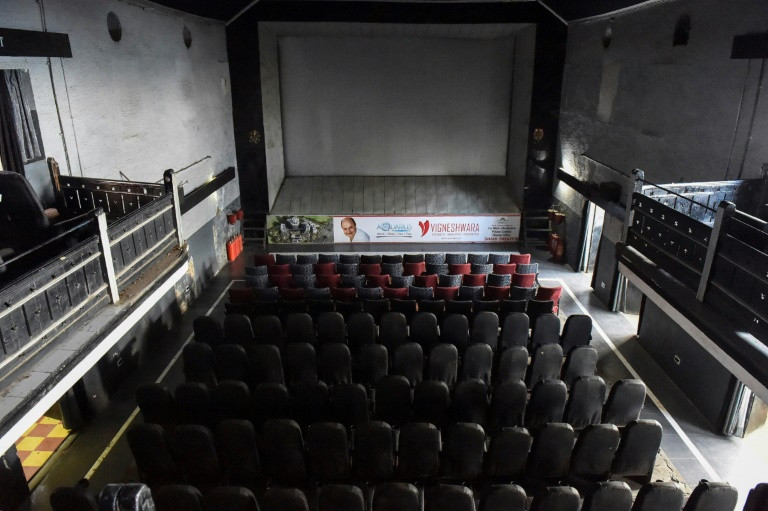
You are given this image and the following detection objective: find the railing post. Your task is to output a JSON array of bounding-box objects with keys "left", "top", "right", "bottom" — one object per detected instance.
[
  {"left": 96, "top": 208, "right": 120, "bottom": 303},
  {"left": 623, "top": 168, "right": 644, "bottom": 242},
  {"left": 164, "top": 169, "right": 185, "bottom": 247},
  {"left": 696, "top": 201, "right": 736, "bottom": 302},
  {"left": 613, "top": 169, "right": 644, "bottom": 313}
]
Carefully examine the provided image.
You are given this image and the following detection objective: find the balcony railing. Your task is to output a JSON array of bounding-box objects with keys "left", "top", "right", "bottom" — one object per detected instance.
[{"left": 0, "top": 169, "right": 184, "bottom": 367}]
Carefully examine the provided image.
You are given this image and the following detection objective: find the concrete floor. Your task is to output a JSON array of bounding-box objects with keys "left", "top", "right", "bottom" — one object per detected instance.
[{"left": 23, "top": 243, "right": 768, "bottom": 510}]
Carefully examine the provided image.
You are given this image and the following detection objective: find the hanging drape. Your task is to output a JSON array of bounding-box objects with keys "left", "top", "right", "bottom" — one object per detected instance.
[{"left": 0, "top": 69, "right": 42, "bottom": 174}]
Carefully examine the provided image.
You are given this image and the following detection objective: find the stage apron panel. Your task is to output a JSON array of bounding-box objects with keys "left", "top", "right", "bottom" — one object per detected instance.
[{"left": 266, "top": 214, "right": 520, "bottom": 244}]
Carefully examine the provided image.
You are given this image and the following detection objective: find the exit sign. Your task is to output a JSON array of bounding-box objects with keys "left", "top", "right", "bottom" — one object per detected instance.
[{"left": 0, "top": 27, "right": 71, "bottom": 58}]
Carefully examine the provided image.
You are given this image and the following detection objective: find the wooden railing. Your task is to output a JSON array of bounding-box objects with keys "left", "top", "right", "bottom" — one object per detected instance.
[{"left": 0, "top": 170, "right": 184, "bottom": 366}]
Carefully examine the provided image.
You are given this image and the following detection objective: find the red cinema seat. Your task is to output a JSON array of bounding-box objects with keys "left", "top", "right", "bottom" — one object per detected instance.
[
  {"left": 269, "top": 274, "right": 293, "bottom": 289},
  {"left": 484, "top": 286, "right": 510, "bottom": 301},
  {"left": 317, "top": 274, "right": 342, "bottom": 289},
  {"left": 332, "top": 286, "right": 358, "bottom": 302},
  {"left": 535, "top": 285, "right": 563, "bottom": 313},
  {"left": 268, "top": 264, "right": 291, "bottom": 276},
  {"left": 511, "top": 273, "right": 536, "bottom": 288},
  {"left": 314, "top": 262, "right": 336, "bottom": 275},
  {"left": 493, "top": 263, "right": 516, "bottom": 275},
  {"left": 383, "top": 287, "right": 409, "bottom": 300},
  {"left": 367, "top": 274, "right": 390, "bottom": 288},
  {"left": 463, "top": 274, "right": 487, "bottom": 287},
  {"left": 360, "top": 263, "right": 382, "bottom": 276},
  {"left": 434, "top": 286, "right": 459, "bottom": 301},
  {"left": 508, "top": 254, "right": 531, "bottom": 265},
  {"left": 254, "top": 254, "right": 276, "bottom": 266},
  {"left": 280, "top": 287, "right": 305, "bottom": 301},
  {"left": 448, "top": 263, "right": 471, "bottom": 275},
  {"left": 403, "top": 261, "right": 426, "bottom": 276},
  {"left": 415, "top": 274, "right": 438, "bottom": 288}
]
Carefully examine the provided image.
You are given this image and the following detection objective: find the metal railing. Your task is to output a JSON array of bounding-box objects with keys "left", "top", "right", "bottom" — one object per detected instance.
[
  {"left": 623, "top": 169, "right": 768, "bottom": 341},
  {"left": 58, "top": 175, "right": 165, "bottom": 221}
]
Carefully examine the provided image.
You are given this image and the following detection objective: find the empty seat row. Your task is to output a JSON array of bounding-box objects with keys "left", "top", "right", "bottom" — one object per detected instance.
[
  {"left": 253, "top": 252, "right": 533, "bottom": 267},
  {"left": 140, "top": 376, "right": 646, "bottom": 434},
  {"left": 223, "top": 296, "right": 560, "bottom": 331},
  {"left": 127, "top": 418, "right": 662, "bottom": 491},
  {"left": 252, "top": 267, "right": 538, "bottom": 290},
  {"left": 185, "top": 337, "right": 598, "bottom": 392},
  {"left": 248, "top": 265, "right": 540, "bottom": 285},
  {"left": 195, "top": 311, "right": 592, "bottom": 355},
  {"left": 234, "top": 280, "right": 557, "bottom": 309},
  {"left": 189, "top": 329, "right": 594, "bottom": 388},
  {"left": 51, "top": 479, "right": 743, "bottom": 511}
]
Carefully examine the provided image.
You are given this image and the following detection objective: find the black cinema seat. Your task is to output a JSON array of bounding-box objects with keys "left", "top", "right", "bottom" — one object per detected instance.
[
  {"left": 484, "top": 427, "right": 532, "bottom": 482},
  {"left": 602, "top": 379, "right": 647, "bottom": 426},
  {"left": 307, "top": 422, "right": 351, "bottom": 482},
  {"left": 568, "top": 423, "right": 620, "bottom": 486},
  {"left": 50, "top": 484, "right": 98, "bottom": 511},
  {"left": 441, "top": 423, "right": 485, "bottom": 482},
  {"left": 375, "top": 375, "right": 412, "bottom": 426},
  {"left": 318, "top": 485, "right": 365, "bottom": 511},
  {"left": 630, "top": 482, "right": 684, "bottom": 511},
  {"left": 611, "top": 419, "right": 663, "bottom": 483},
  {"left": 205, "top": 486, "right": 259, "bottom": 511},
  {"left": 215, "top": 419, "right": 262, "bottom": 489},
  {"left": 529, "top": 486, "right": 581, "bottom": 511},
  {"left": 581, "top": 481, "right": 633, "bottom": 511},
  {"left": 353, "top": 421, "right": 395, "bottom": 483},
  {"left": 372, "top": 483, "right": 420, "bottom": 511},
  {"left": 425, "top": 484, "right": 476, "bottom": 511},
  {"left": 683, "top": 481, "right": 738, "bottom": 511},
  {"left": 480, "top": 485, "right": 527, "bottom": 511},
  {"left": 155, "top": 485, "right": 204, "bottom": 511},
  {"left": 398, "top": 422, "right": 441, "bottom": 482},
  {"left": 127, "top": 423, "right": 180, "bottom": 487}
]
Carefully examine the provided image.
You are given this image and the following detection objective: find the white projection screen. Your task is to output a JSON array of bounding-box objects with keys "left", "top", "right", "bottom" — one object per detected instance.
[{"left": 278, "top": 34, "right": 517, "bottom": 176}]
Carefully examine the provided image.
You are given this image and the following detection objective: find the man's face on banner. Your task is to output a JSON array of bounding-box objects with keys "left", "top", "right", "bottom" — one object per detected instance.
[{"left": 341, "top": 218, "right": 357, "bottom": 241}]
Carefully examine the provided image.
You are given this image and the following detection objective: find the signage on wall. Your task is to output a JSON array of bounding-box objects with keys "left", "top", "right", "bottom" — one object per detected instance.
[
  {"left": 332, "top": 215, "right": 521, "bottom": 244},
  {"left": 0, "top": 27, "right": 72, "bottom": 58}
]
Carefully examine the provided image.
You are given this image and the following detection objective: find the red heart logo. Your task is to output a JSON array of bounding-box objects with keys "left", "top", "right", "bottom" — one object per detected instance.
[{"left": 419, "top": 220, "right": 430, "bottom": 237}]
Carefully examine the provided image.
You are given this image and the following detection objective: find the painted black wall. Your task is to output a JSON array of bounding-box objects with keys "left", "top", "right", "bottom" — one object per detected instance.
[
  {"left": 227, "top": 16, "right": 269, "bottom": 215},
  {"left": 226, "top": 1, "right": 567, "bottom": 214},
  {"left": 526, "top": 16, "right": 567, "bottom": 210},
  {"left": 638, "top": 300, "right": 736, "bottom": 429}
]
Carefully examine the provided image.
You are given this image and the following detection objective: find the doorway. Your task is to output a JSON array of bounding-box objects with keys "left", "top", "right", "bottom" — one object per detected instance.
[{"left": 578, "top": 201, "right": 604, "bottom": 273}]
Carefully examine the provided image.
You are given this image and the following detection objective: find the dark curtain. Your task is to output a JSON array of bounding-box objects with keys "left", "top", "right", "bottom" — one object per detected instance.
[{"left": 0, "top": 70, "right": 41, "bottom": 174}]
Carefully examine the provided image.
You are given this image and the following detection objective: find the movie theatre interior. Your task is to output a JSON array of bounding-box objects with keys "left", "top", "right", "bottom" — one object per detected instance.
[{"left": 1, "top": 0, "right": 768, "bottom": 509}]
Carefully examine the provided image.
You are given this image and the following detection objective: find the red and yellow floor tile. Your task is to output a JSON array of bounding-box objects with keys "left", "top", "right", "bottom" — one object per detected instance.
[{"left": 15, "top": 416, "right": 70, "bottom": 480}]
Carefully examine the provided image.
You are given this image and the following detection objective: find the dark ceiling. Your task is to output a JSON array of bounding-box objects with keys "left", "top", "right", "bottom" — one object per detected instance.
[
  {"left": 152, "top": 0, "right": 651, "bottom": 23},
  {"left": 152, "top": 0, "right": 251, "bottom": 22},
  {"left": 541, "top": 0, "right": 651, "bottom": 21}
]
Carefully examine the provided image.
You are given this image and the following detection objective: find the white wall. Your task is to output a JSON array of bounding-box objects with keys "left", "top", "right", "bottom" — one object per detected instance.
[
  {"left": 1, "top": 0, "right": 238, "bottom": 271},
  {"left": 259, "top": 22, "right": 534, "bottom": 209},
  {"left": 279, "top": 34, "right": 515, "bottom": 177},
  {"left": 258, "top": 23, "right": 287, "bottom": 210}
]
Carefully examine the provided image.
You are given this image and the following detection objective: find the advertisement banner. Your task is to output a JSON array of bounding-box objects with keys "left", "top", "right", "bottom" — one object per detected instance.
[
  {"left": 266, "top": 215, "right": 334, "bottom": 244},
  {"left": 333, "top": 215, "right": 520, "bottom": 244}
]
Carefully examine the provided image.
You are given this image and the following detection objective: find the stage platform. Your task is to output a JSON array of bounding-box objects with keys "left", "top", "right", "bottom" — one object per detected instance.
[
  {"left": 267, "top": 176, "right": 521, "bottom": 244},
  {"left": 270, "top": 176, "right": 521, "bottom": 215}
]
